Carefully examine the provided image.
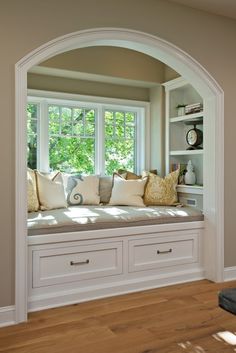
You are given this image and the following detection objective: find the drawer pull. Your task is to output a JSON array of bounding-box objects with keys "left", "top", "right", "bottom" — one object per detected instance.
[
  {"left": 70, "top": 259, "right": 90, "bottom": 266},
  {"left": 157, "top": 248, "right": 172, "bottom": 255}
]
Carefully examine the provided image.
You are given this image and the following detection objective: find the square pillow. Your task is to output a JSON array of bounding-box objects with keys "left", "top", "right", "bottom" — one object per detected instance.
[
  {"left": 27, "top": 168, "right": 39, "bottom": 212},
  {"left": 143, "top": 169, "right": 179, "bottom": 206},
  {"left": 68, "top": 175, "right": 100, "bottom": 205},
  {"left": 35, "top": 171, "right": 67, "bottom": 210},
  {"left": 109, "top": 174, "right": 147, "bottom": 207}
]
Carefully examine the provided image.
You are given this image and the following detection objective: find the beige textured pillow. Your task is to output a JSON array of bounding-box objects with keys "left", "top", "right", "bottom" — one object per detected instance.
[
  {"left": 143, "top": 169, "right": 179, "bottom": 206},
  {"left": 27, "top": 169, "right": 39, "bottom": 212},
  {"left": 36, "top": 171, "right": 67, "bottom": 210},
  {"left": 109, "top": 174, "right": 147, "bottom": 207},
  {"left": 99, "top": 176, "right": 113, "bottom": 204},
  {"left": 68, "top": 175, "right": 100, "bottom": 205}
]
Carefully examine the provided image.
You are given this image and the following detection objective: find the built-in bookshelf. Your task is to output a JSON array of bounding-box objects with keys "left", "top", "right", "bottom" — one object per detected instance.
[{"left": 163, "top": 77, "right": 204, "bottom": 201}]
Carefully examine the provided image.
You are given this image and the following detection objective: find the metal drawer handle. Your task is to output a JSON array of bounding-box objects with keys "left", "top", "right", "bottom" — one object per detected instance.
[
  {"left": 70, "top": 259, "right": 90, "bottom": 266},
  {"left": 157, "top": 249, "right": 172, "bottom": 255}
]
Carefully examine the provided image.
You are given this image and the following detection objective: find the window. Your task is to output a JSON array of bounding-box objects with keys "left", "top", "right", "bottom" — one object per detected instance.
[
  {"left": 27, "top": 103, "right": 39, "bottom": 170},
  {"left": 104, "top": 110, "right": 136, "bottom": 175},
  {"left": 48, "top": 105, "right": 96, "bottom": 173},
  {"left": 27, "top": 92, "right": 149, "bottom": 175}
]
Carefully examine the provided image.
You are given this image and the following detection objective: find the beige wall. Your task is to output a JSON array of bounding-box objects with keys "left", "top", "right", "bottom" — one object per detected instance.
[
  {"left": 1, "top": 0, "right": 236, "bottom": 306},
  {"left": 27, "top": 73, "right": 150, "bottom": 101}
]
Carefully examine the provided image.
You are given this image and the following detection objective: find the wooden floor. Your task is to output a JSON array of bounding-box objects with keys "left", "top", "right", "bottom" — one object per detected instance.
[{"left": 1, "top": 280, "right": 236, "bottom": 353}]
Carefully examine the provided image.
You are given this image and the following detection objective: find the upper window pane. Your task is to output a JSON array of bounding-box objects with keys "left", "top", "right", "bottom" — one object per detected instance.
[
  {"left": 27, "top": 103, "right": 38, "bottom": 170},
  {"left": 48, "top": 104, "right": 96, "bottom": 173},
  {"left": 104, "top": 109, "right": 136, "bottom": 175}
]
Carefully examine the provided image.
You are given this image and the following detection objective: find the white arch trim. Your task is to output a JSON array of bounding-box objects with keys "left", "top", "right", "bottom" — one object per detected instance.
[{"left": 15, "top": 28, "right": 224, "bottom": 323}]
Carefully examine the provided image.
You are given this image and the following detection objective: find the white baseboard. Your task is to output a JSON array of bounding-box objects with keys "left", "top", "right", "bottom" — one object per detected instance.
[
  {"left": 28, "top": 268, "right": 205, "bottom": 312},
  {"left": 0, "top": 306, "right": 16, "bottom": 328},
  {"left": 224, "top": 266, "right": 236, "bottom": 281}
]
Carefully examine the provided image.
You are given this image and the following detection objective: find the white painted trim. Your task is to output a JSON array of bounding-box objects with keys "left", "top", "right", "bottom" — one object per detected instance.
[
  {"left": 0, "top": 306, "right": 16, "bottom": 328},
  {"left": 224, "top": 267, "right": 236, "bottom": 282},
  {"left": 28, "top": 221, "right": 204, "bottom": 245},
  {"left": 28, "top": 268, "right": 205, "bottom": 312},
  {"left": 15, "top": 27, "right": 224, "bottom": 323},
  {"left": 27, "top": 88, "right": 150, "bottom": 107}
]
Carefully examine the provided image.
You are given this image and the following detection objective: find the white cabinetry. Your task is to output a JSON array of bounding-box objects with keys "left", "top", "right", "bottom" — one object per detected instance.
[
  {"left": 28, "top": 223, "right": 204, "bottom": 312},
  {"left": 163, "top": 77, "right": 204, "bottom": 205}
]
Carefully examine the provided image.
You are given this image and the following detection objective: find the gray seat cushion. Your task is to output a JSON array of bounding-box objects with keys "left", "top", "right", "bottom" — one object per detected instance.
[{"left": 28, "top": 205, "right": 204, "bottom": 236}]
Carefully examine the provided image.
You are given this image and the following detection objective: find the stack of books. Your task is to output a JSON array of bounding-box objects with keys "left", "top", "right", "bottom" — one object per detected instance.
[{"left": 185, "top": 103, "right": 203, "bottom": 114}]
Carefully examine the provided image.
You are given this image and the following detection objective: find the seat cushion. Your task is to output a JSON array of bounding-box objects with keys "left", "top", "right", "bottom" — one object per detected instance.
[{"left": 28, "top": 205, "right": 204, "bottom": 236}]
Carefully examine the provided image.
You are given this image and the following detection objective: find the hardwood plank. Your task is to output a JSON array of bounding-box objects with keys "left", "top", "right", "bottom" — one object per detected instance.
[{"left": 1, "top": 280, "right": 236, "bottom": 353}]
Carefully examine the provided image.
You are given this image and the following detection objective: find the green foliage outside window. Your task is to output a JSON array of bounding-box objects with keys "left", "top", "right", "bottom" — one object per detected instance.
[
  {"left": 48, "top": 105, "right": 95, "bottom": 173},
  {"left": 104, "top": 110, "right": 136, "bottom": 175},
  {"left": 27, "top": 103, "right": 38, "bottom": 170},
  {"left": 27, "top": 103, "right": 137, "bottom": 175}
]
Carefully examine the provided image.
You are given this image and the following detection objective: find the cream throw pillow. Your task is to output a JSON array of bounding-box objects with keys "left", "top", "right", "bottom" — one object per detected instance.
[
  {"left": 68, "top": 175, "right": 100, "bottom": 205},
  {"left": 36, "top": 171, "right": 67, "bottom": 210},
  {"left": 143, "top": 169, "right": 179, "bottom": 206},
  {"left": 109, "top": 174, "right": 147, "bottom": 207},
  {"left": 27, "top": 168, "right": 39, "bottom": 212}
]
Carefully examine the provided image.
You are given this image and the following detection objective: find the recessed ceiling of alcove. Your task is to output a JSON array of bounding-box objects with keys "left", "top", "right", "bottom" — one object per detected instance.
[
  {"left": 167, "top": 0, "right": 236, "bottom": 20},
  {"left": 29, "top": 46, "right": 179, "bottom": 88}
]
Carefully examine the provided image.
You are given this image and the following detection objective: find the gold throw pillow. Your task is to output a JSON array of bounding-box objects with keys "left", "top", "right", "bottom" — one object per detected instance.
[
  {"left": 27, "top": 168, "right": 39, "bottom": 212},
  {"left": 143, "top": 169, "right": 179, "bottom": 206}
]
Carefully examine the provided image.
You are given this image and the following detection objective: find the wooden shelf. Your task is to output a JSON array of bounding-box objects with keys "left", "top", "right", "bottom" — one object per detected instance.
[
  {"left": 170, "top": 150, "right": 203, "bottom": 156},
  {"left": 170, "top": 111, "right": 204, "bottom": 123},
  {"left": 177, "top": 184, "right": 203, "bottom": 195}
]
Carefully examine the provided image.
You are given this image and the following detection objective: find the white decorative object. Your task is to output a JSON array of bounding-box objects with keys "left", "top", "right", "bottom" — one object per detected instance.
[{"left": 184, "top": 160, "right": 196, "bottom": 185}]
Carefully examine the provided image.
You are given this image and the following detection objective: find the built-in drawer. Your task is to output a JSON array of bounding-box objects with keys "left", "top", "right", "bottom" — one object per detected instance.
[
  {"left": 32, "top": 241, "right": 123, "bottom": 288},
  {"left": 128, "top": 233, "right": 198, "bottom": 273}
]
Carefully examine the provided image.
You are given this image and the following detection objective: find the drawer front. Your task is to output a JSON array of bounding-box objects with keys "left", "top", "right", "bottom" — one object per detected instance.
[
  {"left": 32, "top": 241, "right": 123, "bottom": 288},
  {"left": 129, "top": 234, "right": 198, "bottom": 272}
]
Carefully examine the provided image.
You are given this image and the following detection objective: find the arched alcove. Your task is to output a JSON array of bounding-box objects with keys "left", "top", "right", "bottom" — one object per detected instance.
[{"left": 15, "top": 28, "right": 224, "bottom": 323}]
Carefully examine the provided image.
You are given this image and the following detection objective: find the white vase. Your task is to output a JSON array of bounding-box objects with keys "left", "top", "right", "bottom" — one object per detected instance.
[{"left": 184, "top": 160, "right": 196, "bottom": 185}]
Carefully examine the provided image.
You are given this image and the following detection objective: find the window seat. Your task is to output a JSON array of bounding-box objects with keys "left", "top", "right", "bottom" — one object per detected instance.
[{"left": 28, "top": 205, "right": 204, "bottom": 236}]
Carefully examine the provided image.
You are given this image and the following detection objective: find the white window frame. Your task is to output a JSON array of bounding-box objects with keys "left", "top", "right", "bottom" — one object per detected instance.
[{"left": 27, "top": 89, "right": 150, "bottom": 175}]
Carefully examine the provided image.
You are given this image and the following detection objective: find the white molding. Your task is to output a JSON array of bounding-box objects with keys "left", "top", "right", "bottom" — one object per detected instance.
[
  {"left": 27, "top": 88, "right": 150, "bottom": 107},
  {"left": 0, "top": 306, "right": 16, "bottom": 328},
  {"left": 177, "top": 185, "right": 203, "bottom": 195},
  {"left": 224, "top": 267, "right": 236, "bottom": 282},
  {"left": 28, "top": 268, "right": 205, "bottom": 312},
  {"left": 15, "top": 27, "right": 224, "bottom": 323},
  {"left": 28, "top": 221, "right": 204, "bottom": 245}
]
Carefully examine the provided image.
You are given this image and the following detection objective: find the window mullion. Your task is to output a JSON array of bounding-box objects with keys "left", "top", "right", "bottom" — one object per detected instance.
[
  {"left": 38, "top": 100, "right": 49, "bottom": 172},
  {"left": 95, "top": 106, "right": 104, "bottom": 175}
]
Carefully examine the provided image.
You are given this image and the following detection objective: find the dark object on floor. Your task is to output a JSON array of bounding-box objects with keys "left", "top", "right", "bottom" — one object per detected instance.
[{"left": 219, "top": 288, "right": 236, "bottom": 315}]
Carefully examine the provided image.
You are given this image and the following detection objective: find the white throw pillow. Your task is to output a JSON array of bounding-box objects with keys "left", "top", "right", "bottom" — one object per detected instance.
[
  {"left": 109, "top": 174, "right": 147, "bottom": 207},
  {"left": 36, "top": 171, "right": 67, "bottom": 210},
  {"left": 68, "top": 175, "right": 100, "bottom": 205}
]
